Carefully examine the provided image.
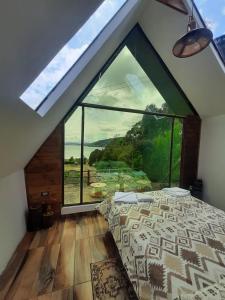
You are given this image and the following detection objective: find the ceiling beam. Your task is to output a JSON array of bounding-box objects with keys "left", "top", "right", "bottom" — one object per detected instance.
[{"left": 155, "top": 0, "right": 188, "bottom": 14}]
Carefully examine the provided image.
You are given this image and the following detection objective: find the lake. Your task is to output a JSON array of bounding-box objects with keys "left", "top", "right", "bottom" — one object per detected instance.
[{"left": 65, "top": 144, "right": 103, "bottom": 159}]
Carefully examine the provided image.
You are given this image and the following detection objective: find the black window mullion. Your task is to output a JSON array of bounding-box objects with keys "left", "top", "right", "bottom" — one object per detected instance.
[
  {"left": 80, "top": 106, "right": 85, "bottom": 204},
  {"left": 168, "top": 118, "right": 175, "bottom": 187}
]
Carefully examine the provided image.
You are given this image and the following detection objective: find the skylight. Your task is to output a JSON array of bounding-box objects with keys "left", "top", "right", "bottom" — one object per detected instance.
[
  {"left": 20, "top": 0, "right": 126, "bottom": 111},
  {"left": 194, "top": 0, "right": 225, "bottom": 63}
]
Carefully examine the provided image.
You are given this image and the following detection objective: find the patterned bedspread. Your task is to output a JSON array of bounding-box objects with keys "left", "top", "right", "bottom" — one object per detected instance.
[{"left": 97, "top": 191, "right": 225, "bottom": 300}]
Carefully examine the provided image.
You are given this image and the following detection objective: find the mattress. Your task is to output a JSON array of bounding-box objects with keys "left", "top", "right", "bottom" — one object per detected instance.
[{"left": 97, "top": 191, "right": 225, "bottom": 300}]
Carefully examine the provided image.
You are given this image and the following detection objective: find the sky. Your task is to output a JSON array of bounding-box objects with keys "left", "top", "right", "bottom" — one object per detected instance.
[
  {"left": 84, "top": 47, "right": 165, "bottom": 111},
  {"left": 195, "top": 0, "right": 225, "bottom": 38},
  {"left": 20, "top": 0, "right": 126, "bottom": 110},
  {"left": 65, "top": 47, "right": 166, "bottom": 144},
  {"left": 65, "top": 106, "right": 143, "bottom": 144}
]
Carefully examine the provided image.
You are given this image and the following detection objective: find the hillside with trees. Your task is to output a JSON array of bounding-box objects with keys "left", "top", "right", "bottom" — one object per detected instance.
[{"left": 88, "top": 104, "right": 182, "bottom": 184}]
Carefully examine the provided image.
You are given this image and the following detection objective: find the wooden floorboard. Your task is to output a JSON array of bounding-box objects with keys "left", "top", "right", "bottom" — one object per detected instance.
[
  {"left": 74, "top": 238, "right": 91, "bottom": 285},
  {"left": 45, "top": 221, "right": 64, "bottom": 246},
  {"left": 6, "top": 247, "right": 44, "bottom": 300},
  {"left": 75, "top": 215, "right": 89, "bottom": 240},
  {"left": 53, "top": 238, "right": 75, "bottom": 291},
  {"left": 30, "top": 244, "right": 60, "bottom": 297},
  {"left": 0, "top": 250, "right": 27, "bottom": 299},
  {"left": 0, "top": 231, "right": 36, "bottom": 299},
  {"left": 0, "top": 212, "right": 115, "bottom": 300},
  {"left": 74, "top": 281, "right": 93, "bottom": 300},
  {"left": 89, "top": 236, "right": 109, "bottom": 263}
]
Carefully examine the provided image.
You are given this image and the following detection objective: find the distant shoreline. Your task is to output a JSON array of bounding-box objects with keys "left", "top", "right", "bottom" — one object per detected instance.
[
  {"left": 65, "top": 144, "right": 103, "bottom": 160},
  {"left": 65, "top": 137, "right": 117, "bottom": 148},
  {"left": 65, "top": 143, "right": 104, "bottom": 147}
]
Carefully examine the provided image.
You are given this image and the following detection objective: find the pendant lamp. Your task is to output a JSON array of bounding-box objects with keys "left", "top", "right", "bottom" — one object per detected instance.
[{"left": 173, "top": 12, "right": 213, "bottom": 58}]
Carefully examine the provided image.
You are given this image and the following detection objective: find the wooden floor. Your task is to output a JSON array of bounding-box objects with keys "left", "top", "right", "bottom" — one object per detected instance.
[{"left": 0, "top": 213, "right": 117, "bottom": 300}]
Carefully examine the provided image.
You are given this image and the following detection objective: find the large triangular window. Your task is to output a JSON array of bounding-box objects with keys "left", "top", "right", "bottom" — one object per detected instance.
[{"left": 63, "top": 26, "right": 196, "bottom": 206}]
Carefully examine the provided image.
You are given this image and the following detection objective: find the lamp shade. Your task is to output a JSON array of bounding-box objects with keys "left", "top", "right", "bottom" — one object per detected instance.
[{"left": 173, "top": 27, "right": 213, "bottom": 58}]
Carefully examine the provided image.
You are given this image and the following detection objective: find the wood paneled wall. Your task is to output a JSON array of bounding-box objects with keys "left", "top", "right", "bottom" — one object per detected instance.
[
  {"left": 180, "top": 116, "right": 201, "bottom": 189},
  {"left": 25, "top": 124, "right": 63, "bottom": 215}
]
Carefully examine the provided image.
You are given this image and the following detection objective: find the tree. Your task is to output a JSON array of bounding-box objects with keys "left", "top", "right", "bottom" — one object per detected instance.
[
  {"left": 68, "top": 156, "right": 75, "bottom": 164},
  {"left": 89, "top": 149, "right": 103, "bottom": 166},
  {"left": 86, "top": 102, "right": 183, "bottom": 185}
]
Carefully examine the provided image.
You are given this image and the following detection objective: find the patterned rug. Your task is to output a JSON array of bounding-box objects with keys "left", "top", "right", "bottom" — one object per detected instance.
[{"left": 91, "top": 258, "right": 138, "bottom": 300}]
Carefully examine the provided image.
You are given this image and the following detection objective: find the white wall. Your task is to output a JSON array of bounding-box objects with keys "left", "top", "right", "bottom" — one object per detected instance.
[
  {"left": 0, "top": 170, "right": 27, "bottom": 274},
  {"left": 198, "top": 115, "right": 225, "bottom": 211}
]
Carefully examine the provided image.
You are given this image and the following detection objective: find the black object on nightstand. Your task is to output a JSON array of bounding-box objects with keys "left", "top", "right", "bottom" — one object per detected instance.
[{"left": 190, "top": 179, "right": 203, "bottom": 200}]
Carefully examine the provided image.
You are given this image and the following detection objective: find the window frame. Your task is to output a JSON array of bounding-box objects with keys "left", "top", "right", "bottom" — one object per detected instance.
[{"left": 62, "top": 24, "right": 198, "bottom": 207}]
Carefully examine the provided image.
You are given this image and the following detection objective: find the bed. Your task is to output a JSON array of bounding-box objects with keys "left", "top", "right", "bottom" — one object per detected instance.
[{"left": 97, "top": 191, "right": 225, "bottom": 300}]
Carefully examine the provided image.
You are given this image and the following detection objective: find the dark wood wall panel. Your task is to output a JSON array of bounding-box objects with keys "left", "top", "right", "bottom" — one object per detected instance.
[
  {"left": 25, "top": 124, "right": 63, "bottom": 215},
  {"left": 180, "top": 116, "right": 201, "bottom": 189}
]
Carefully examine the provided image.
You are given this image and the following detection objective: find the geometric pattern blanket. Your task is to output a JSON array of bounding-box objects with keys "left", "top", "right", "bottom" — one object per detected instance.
[{"left": 97, "top": 191, "right": 225, "bottom": 300}]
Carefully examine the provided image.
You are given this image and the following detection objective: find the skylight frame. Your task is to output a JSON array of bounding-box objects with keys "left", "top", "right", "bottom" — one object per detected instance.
[
  {"left": 191, "top": 0, "right": 225, "bottom": 69},
  {"left": 20, "top": 0, "right": 128, "bottom": 112}
]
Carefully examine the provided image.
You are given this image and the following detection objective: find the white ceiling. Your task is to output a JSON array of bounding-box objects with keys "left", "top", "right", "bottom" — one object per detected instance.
[
  {"left": 140, "top": 0, "right": 225, "bottom": 117},
  {"left": 0, "top": 0, "right": 225, "bottom": 179}
]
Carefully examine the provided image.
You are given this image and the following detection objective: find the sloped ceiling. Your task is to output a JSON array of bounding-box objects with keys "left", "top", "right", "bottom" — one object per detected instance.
[
  {"left": 0, "top": 0, "right": 225, "bottom": 179},
  {"left": 0, "top": 0, "right": 103, "bottom": 179},
  {"left": 0, "top": 0, "right": 144, "bottom": 178},
  {"left": 140, "top": 0, "right": 225, "bottom": 117},
  {"left": 0, "top": 0, "right": 103, "bottom": 98}
]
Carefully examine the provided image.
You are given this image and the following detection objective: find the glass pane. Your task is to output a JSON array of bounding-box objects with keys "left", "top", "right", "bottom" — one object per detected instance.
[
  {"left": 171, "top": 118, "right": 183, "bottom": 186},
  {"left": 64, "top": 108, "right": 81, "bottom": 205},
  {"left": 83, "top": 26, "right": 194, "bottom": 117},
  {"left": 84, "top": 46, "right": 167, "bottom": 112},
  {"left": 82, "top": 107, "right": 172, "bottom": 203},
  {"left": 141, "top": 114, "right": 172, "bottom": 190},
  {"left": 125, "top": 27, "right": 194, "bottom": 116}
]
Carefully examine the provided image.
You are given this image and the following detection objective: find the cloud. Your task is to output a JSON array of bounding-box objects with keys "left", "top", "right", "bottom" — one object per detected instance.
[
  {"left": 205, "top": 18, "right": 218, "bottom": 33},
  {"left": 75, "top": 0, "right": 126, "bottom": 45},
  {"left": 197, "top": 0, "right": 208, "bottom": 5},
  {"left": 21, "top": 43, "right": 88, "bottom": 109},
  {"left": 65, "top": 47, "right": 166, "bottom": 145},
  {"left": 222, "top": 6, "right": 225, "bottom": 16},
  {"left": 65, "top": 106, "right": 142, "bottom": 144},
  {"left": 86, "top": 47, "right": 165, "bottom": 112}
]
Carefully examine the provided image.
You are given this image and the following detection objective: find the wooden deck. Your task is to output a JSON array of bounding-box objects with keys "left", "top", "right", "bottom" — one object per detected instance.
[{"left": 0, "top": 213, "right": 117, "bottom": 300}]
